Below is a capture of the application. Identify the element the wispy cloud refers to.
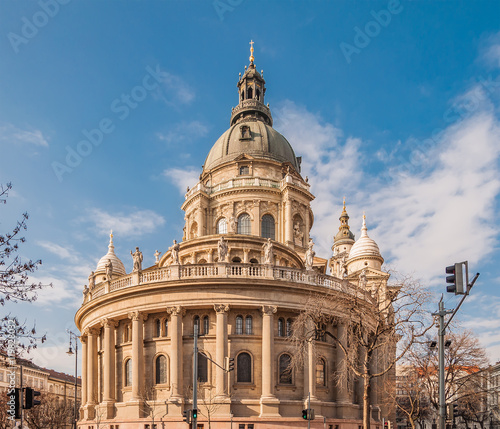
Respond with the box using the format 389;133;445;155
157;120;209;145
162;167;200;196
0;123;49;147
81;208;166;237
152;70;195;106
37;241;79;263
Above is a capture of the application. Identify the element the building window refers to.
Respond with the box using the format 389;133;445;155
124;359;132;387
239;165;250;175
237;213;251;235
286;318;293;337
155;319;161;337
217;218;227;234
235;316;243;335
155;355;167;384
279;354;293;384
261;214;275;240
237;352;252;383
316;358;326;386
203;316;209;335
123;324;131;343
164;319;168;337
278;318;284;337
198;352;208;383
194;316;200;334
245;316;253;335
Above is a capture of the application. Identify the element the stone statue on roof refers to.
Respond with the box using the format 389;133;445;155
130;247;143;271
263;238;274;265
218;236;228;262
305;239;315;270
170;240;180;265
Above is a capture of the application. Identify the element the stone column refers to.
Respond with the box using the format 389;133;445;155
337;322;349;403
101;318;117;403
128;311;146;401
305;206;310;245
87;328;98;405
260;305;280;417
80;334;88;408
251;200;260;236
168;306;184;400
308;339;317;400
214;304;230;397
285;198;293;244
197;206;204;237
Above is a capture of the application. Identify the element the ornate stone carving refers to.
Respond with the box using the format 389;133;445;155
261;305;277;315
218;236;228;262
262;238;274;265
359;268;367;288
167;306;185;316
101;318;118;328
128;311;147;322
293;222;304;246
214;304;230;313
305;239;315;270
88;271;95;290
154;250;161;265
130;247;143;271
229;215;237;233
105;259;113;281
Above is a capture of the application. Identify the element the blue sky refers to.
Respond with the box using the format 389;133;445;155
1;0;499;374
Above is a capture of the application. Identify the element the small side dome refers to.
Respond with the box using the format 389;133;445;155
348;216;382;260
95;231;126;276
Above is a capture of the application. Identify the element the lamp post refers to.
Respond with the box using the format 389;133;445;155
66;330;79;429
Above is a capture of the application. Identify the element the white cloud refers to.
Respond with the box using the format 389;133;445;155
0;123;49;147
162;167;200;196
152;71;195;106
37;241;79;263
157;120;209;145
83;208;166;237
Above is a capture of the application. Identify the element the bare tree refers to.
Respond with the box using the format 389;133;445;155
0;182;50;353
142;383;168;428
24;392;74;429
186;381;231;429
0;391;15;429
290;271;433;429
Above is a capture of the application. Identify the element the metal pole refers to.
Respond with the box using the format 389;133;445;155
74;337;78;429
20;365;23;429
308;391;311;429
438;300;446;429
193;324;198;429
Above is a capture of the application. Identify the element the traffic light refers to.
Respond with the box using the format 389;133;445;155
384;420;391;429
446;263;464;295
182;409;191;424
24;387;41;409
302;409;308;419
192;408;198;419
226;357;235;372
6;388;21;419
301;409;315;420
453;404;460;418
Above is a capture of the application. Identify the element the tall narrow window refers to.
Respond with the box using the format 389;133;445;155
247;87;253;99
217;218;227;234
155;319;161;337
286;318;293;337
279;354;292;384
237;213;251;235
261;214;275;240
155;355;167;384
164;319;168;337
245;316;253;335
203;316;209;335
198;352;208;383
194;316;200;334
278;318;284;337
235;316;243;335
237;352;252;383
124;359;132;386
316;358;326;386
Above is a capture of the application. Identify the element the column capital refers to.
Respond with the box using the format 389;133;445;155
214;304;230;314
80;334;88;344
87;327;100;336
261;305;277;316
100;318;118;328
128;311;147;322
167;305;185;316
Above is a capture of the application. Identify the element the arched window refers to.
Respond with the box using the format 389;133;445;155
247;87;253;99
316;358;326;386
232;257;242;263
235;316;243;335
155;319;161;337
217;218;227;234
256;88;260;100
250;258;258;264
286;318;293;337
198;352;208;383
261;214;275;240
203;316;209;335
155;355;167;384
237;213;251;235
124;359;132;386
194;316;200;334
245;316;253;335
164;319;168;337
237;352;252;383
278;318;284;337
279;354;292;384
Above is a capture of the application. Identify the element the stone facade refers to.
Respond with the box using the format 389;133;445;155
75;50;392;429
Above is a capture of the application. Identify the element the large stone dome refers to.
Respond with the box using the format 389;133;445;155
203;119;299;172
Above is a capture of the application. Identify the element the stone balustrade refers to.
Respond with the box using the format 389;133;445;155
85;263;366;302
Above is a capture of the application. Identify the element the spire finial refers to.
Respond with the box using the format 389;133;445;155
109;230;115;251
249;40;255;64
343;196;346;209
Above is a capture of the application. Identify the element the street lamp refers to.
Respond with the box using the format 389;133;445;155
67;330;79;429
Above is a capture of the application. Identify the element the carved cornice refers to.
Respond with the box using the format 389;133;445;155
167;306;186;317
214;304;230;314
261;305;277;315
